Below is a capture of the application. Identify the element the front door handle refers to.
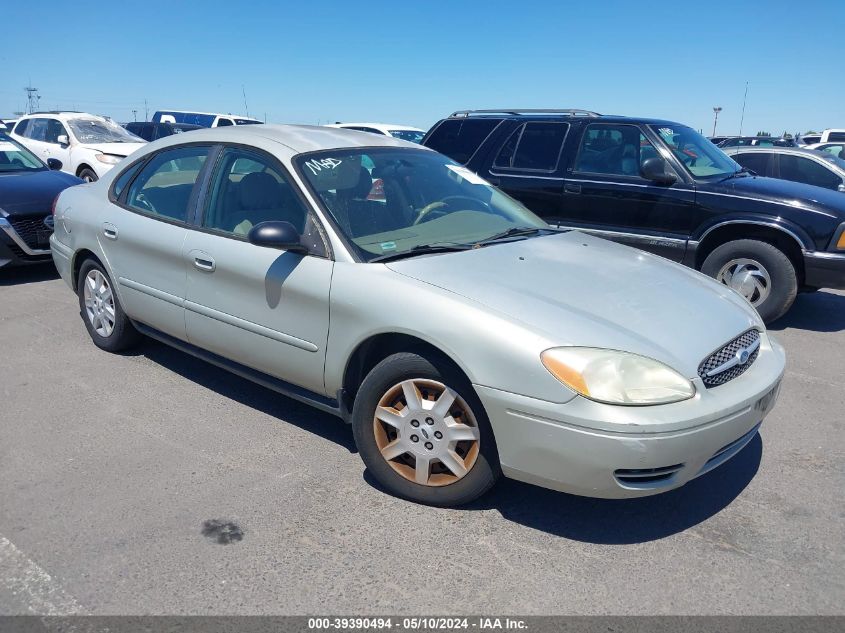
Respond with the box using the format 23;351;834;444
564;183;582;194
102;223;118;239
193;256;215;272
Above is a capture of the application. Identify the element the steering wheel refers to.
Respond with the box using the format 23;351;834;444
134;193;158;214
413;195;490;225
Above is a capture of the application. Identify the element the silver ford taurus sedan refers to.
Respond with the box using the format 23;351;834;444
50;125;785;506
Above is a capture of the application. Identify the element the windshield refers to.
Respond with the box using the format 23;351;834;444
296;148;548;262
389;130;425;144
0;136;45;172
650;124;739;178
68;118;144;144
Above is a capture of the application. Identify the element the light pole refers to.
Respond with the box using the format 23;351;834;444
712;107;722;137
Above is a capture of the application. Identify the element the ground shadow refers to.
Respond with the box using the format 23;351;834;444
0;262;58;286
139;338;357;453
769;290;845;333
365;433;762;544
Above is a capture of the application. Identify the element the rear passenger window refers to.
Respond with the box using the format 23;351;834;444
424;118;501;165
204;148;308;236
779;155;841;190
493;122;568;171
125;146;210;221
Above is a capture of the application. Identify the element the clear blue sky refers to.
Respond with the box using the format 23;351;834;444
2;0;842;135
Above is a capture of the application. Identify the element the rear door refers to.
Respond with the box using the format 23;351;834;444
182;145;333;393
482;120;568;218
729;151;776;177
556;122;696;261
100;144;214;340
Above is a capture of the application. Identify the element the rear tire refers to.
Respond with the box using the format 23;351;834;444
701;239;797;323
77;259;140;352
352;352;500;507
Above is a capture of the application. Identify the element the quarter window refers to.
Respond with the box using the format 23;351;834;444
778;155;841;190
13;119;30;137
125;146;210;221
204;148;309;236
494;122;568;171
574;124;656;177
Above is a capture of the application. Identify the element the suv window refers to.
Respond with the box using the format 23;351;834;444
779;155;842;190
204;148;308;236
216;118;234;127
574;124;655;178
125;146;210;221
731;152;774;176
424;118;501;165
27;118;49;142
827;132;845;142
45;119;67;144
13;119;30;137
493;122;568;172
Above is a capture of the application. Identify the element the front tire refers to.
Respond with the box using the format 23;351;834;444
701;239;797;323
77;259;140;352
78;167;98;182
352;352;500;506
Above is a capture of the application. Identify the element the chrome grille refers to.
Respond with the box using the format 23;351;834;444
698;329;760;388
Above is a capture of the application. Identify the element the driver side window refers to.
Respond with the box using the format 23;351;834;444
125;146;210;222
574;124;654;178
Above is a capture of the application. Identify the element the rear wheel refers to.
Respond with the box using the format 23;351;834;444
701;239;797;323
352;352;500;506
77;259;140;352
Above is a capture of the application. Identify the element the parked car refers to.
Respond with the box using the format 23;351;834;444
795;133;822;146
10;112;146;182
50;124;784;506
709;136;734;145
723;146;845;193
0;133;82;268
818;129;845;143
124;121;203;142
806;142;845;159
421;109;845;322
326;122;426;143
152;110;262;127
718;136;796;148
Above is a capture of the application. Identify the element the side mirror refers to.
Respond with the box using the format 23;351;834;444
641;157;677;185
247;221;308;253
56;134;69;146
47;158;63;171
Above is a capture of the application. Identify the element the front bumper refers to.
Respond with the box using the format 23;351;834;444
0;217;53;268
476;333;785;499
803;251;845;290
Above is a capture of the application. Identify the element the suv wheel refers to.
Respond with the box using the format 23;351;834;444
352;352;500;506
78;167;98;182
701;239;797;323
77;259;140;352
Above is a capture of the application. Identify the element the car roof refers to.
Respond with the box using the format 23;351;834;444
21;111;107;122
155;109;259;120
328;123;425;132
148;123;423;154
438;110;689;127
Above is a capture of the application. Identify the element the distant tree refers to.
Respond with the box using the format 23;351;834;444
756;131;771;137
783;132;793;139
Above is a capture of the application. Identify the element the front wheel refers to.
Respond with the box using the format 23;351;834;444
78;168;98;182
701;239;797;323
77;259;140;352
352;352;500;506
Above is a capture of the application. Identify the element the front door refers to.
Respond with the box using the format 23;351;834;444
99;144;214;340
183;146;333;394
558;122;696;262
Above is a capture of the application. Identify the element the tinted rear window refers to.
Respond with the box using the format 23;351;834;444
424;118;502;164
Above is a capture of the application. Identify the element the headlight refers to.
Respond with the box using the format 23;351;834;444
541;347;695;406
95;153;123;165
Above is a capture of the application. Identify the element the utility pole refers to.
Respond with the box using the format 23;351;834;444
242;85;249;117
712;106;722;137
739;81;749;136
144;99;148;121
132;109;138;122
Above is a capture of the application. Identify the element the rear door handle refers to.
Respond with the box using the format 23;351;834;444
102;222;118;239
564;183;582;194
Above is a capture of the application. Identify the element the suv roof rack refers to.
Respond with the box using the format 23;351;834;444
449;108;601;118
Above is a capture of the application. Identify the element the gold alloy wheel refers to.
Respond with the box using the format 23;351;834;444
373;378;481;486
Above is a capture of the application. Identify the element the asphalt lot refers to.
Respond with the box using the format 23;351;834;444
0;264;843;615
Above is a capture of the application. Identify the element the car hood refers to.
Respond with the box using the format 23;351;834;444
79;142;146;156
0;169;83;215
705;174;845;220
385;231;762;378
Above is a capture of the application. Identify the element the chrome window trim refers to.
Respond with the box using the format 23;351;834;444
696;219;809;251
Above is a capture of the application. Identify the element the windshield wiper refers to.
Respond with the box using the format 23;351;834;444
474;226;548;245
720;166;754;181
369;243;473;263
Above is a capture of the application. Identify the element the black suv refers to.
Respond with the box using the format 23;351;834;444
422;109;845;322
